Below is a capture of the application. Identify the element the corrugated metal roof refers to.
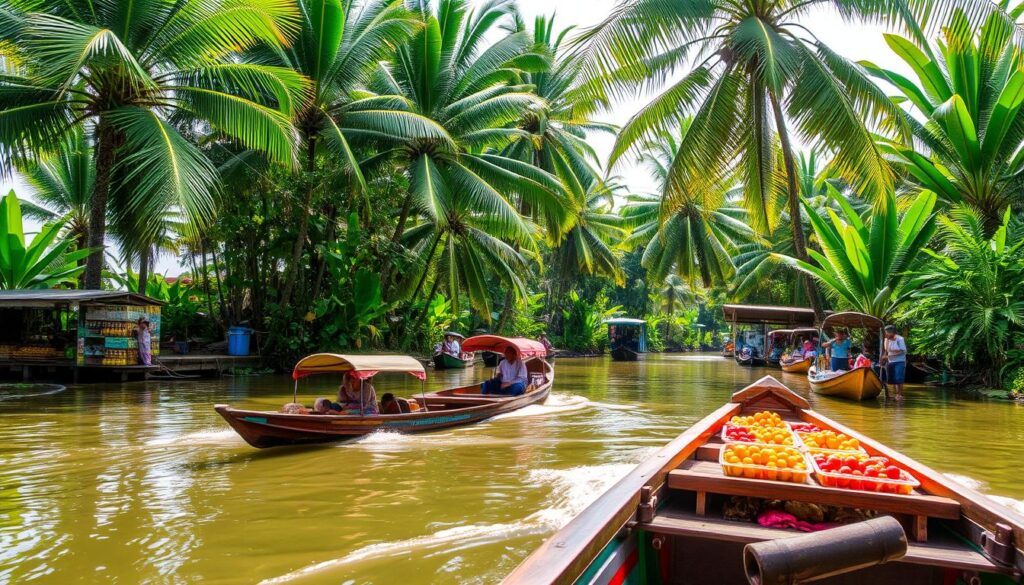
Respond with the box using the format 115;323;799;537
0;290;163;307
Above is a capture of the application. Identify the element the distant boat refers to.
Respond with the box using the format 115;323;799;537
605;318;647;361
216;342;553;448
432;352;473;369
780;356;813;374
481;351;499;367
734;346;765;367
809;312;886;401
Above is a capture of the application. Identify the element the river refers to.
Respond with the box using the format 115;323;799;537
1;355;1022;584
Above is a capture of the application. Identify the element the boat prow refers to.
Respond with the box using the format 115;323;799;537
780;357;813;374
809;366;883;401
504;376;1024;585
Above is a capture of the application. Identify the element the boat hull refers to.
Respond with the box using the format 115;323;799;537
503;376;1024;585
780;358;812;374
433;352;473;369
216;383;550;448
611;347;643;361
809;366;883;401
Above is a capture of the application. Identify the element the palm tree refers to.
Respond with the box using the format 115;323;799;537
621;131;754;288
549;178;628;295
774;189;938;320
864;10;1024;233
270;0;424;309
0;0;305;288
366;0;565;290
908;206;1024;386
16;126;92;254
571;0;927;317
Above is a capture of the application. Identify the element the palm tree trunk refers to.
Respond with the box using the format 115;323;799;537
769;92;824;320
381;189;415;294
137;245;150;295
279;135;317;311
198;240;216;327
310;202;339;303
406;271;444;349
84;122;117;289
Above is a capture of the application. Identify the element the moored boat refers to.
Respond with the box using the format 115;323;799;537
765;329;792;367
734;346;765;367
779;356;813;374
216;339;552;448
809;364;883;401
504;376;1024;584
433;351;474;369
605;318;647;362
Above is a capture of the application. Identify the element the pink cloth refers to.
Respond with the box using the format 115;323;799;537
757;510;836;533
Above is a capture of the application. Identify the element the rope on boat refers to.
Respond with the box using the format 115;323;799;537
147;356;201;380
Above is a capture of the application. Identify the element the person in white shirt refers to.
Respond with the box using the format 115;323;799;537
442;334;461;356
882;325;907;401
481;346;528;396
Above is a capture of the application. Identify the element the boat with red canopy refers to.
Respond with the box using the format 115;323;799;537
215;337;552;448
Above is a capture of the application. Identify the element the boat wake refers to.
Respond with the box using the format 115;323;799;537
943;473;1024;515
145;429;244;447
258;462;637;584
0;383;66;401
489;393;593;421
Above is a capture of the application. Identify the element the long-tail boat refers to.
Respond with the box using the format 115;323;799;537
809;312;886;401
504;376;1023;585
215;338;552;448
433;331;473;369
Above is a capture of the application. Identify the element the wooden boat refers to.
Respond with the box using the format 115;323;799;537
765;329;792;368
216;341;552;448
734;346;765;367
779;356;813;374
433;351;473;369
504;376;1024;585
722;342;734;358
809;365;883;401
606;318;647;361
611;346;643;362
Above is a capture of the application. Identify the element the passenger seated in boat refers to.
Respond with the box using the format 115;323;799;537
337;374;379;415
480;346;527;396
800;341;817;361
442;334;461;357
380;393;412;414
312;397;342;414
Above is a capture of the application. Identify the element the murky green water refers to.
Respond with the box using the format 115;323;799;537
1;355;1022;584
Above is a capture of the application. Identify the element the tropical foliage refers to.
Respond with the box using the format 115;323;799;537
0;0;1023;389
0;191;93;290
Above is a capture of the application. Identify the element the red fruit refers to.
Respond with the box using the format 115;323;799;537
885;466;901;480
843;455;860;469
825;456;841;471
849;470;864;490
864;467;879;478
863;480;877;491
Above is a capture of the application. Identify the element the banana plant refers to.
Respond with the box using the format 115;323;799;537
0;191;94;290
774;187;938;320
863;9;1024;232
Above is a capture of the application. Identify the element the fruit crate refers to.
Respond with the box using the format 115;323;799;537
793;428;868;455
719;444;811;484
808;450;919;495
720;423;796;447
785;422;822;434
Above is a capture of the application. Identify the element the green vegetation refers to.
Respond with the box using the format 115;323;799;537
1;0;1023;388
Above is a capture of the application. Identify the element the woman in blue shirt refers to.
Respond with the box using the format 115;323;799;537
822;329;852;372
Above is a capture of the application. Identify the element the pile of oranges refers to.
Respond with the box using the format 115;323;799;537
721;444;808;483
728;410;786;429
797;430;865;453
723;424;794;446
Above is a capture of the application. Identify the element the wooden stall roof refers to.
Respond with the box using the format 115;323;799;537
722;304;820;326
0;290;164;308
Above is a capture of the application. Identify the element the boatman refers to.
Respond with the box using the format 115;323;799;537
822;330;852;372
481;346;528;396
882;325;907;402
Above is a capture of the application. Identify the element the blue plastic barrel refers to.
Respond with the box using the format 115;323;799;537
227;327;253;356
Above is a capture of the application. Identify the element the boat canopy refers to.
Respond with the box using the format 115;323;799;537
767;329;793;338
462;335;547;359
723;304;819;326
603;318;646;326
292;354;427;381
822;312;884;330
443;331;465;339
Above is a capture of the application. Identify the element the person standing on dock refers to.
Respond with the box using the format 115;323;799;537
882;325;907;401
136;318;153;366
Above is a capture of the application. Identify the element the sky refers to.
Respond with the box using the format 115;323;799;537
0;1;911;275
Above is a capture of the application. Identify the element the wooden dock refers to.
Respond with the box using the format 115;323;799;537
0;354;265;383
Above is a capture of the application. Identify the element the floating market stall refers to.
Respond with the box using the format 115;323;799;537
0;290;162;381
